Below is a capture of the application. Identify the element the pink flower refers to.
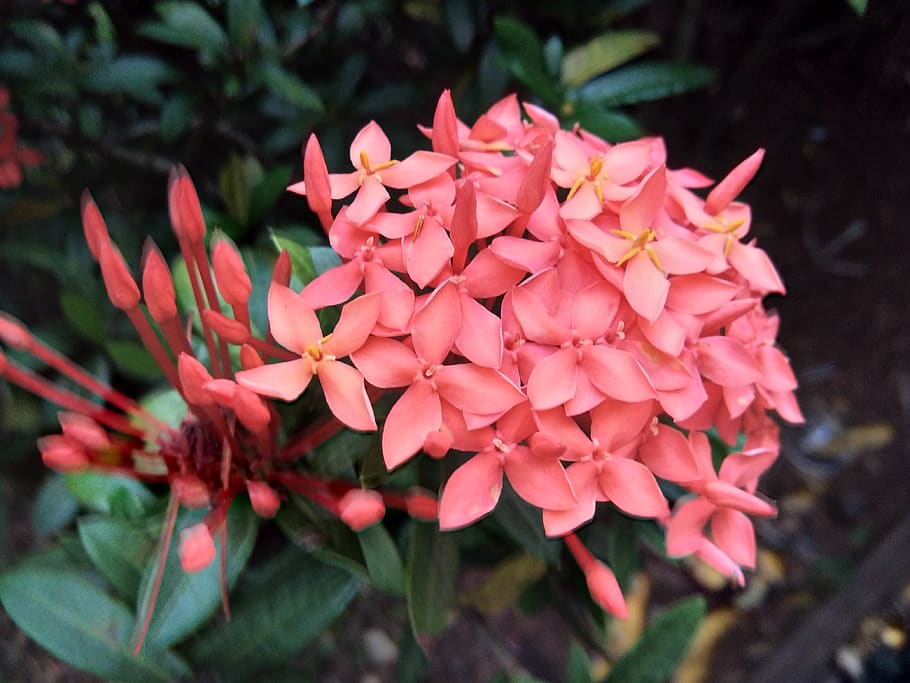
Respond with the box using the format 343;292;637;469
236;285;380;431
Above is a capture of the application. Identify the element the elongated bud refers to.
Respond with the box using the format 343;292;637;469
37;435;90;472
232;385;271;434
405;489;438;521
0;312;31;349
704;148;765;216
301;134;332;214
584;561;628;618
203;378;236;405
177;353;215;406
81;190;110;262
172;475;211;509
247;480;280;518
202;309;249;345
338;489;385;531
272;250;292;287
239;344;263;370
431;89;459;158
98;241;141;311
178;523;216;573
168;165;206;242
58;412;110;450
142;240;178;322
212;234;252;308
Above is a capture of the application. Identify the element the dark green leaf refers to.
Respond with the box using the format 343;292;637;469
604;596;706;683
482;482;561;564
59;291;106;343
190;547;361;677
407;522;458;642
219;155;263;227
65;472;155;517
227;0;262;51
160;94;195;142
566;640;594;683
560;31;660;88
138;2;228;55
358;524;406;594
33;474;79;538
269;230;317;284
847;0;868;15
137;500;258;650
105;339;161;380
140;388;188;429
249;164;292;224
0;569;188;682
575;62;715;107
444;0;475;52
77;103;104;141
255;62;324;112
78;516;157;598
82;55;176;104
568;101;645;142
494;17;546;73
9;20;66;56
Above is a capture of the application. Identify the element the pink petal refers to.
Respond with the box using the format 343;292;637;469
438;450;504;529
651;237;714;275
382;380;441;470
326;171;361;200
638;310;687;357
461;247;524;297
382;151;457;188
581;346;655;403
455;295;503;368
350;121;391;168
710;508;756;568
563;370;607;417
623;252;669;322
533;408;595;461
665;498;715;556
704;480;776;517
619;165;666;235
510;282;567;346
268;284;322;353
236;359;313;402
588;398;655;451
474;192;520;239
406;221;454;288
412;281;461;365
638;424;701;483
515;138;553;214
599;458;669;518
719;449;778;490
542;462;599;537
363;262;415;333
350;337;420;388
317;361;376;431
300;260;363;309
756;345;798;392
324;293;381;358
346;177;390;225
504;446;577;510
435;364;525;415
571;281;620;340
526;348;579;410
728;242;786;294
697;336;762;387
489;236;561;274
666;274;738;315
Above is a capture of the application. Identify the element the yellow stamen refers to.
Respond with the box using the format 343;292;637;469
359;150;371;172
645;246;665;274
614;230;657;268
589;156;604;178
567;176;584;201
594;180;604;205
414;214;425;238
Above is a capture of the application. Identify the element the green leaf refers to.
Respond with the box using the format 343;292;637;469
444;0;475;52
494;17;563;107
270;230;317;284
219;154;264;227
0;569;188;682
32;474;79;538
82;55;176;104
604;596;707;683
561;31;660;88
190;547;361;677
846;0;868;15
358;524;406;594
406;522;458;643
460;553;546;614
227;0;262;51
255;62;324;112
137;500;259;650
139;2;228;55
249;164;293;225
566;640;594;683
567;101;645;142
140;388;188;429
9;20;66;57
78;515;157;598
482;482;561;564
65;472;155;518
160;94;195;142
575;61;715;107
59;291;106;343
105;339;161;380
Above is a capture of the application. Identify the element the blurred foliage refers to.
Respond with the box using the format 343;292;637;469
0;0;719;680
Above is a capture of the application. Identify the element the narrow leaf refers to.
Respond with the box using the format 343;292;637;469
78;515;157;598
65;471;155;518
358;524;406;594
575;61;715;107
561;31;660;88
33;474;79;537
407;522;458;643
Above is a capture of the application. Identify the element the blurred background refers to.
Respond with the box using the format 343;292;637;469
0;1;907;681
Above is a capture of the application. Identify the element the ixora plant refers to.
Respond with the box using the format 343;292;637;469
0;91;801;681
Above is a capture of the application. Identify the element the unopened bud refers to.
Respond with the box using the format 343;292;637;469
0;312;31;349
704;148;765;216
271;250;292;287
202;309;249;345
405;489;438;521
58;412;110;450
141;241;178;322
338;489;385;531
98;242;140;311
177;353;215;406
178;523;216;573
584;561;628;618
212;236;252;308
247;480;280;518
168;166;206;242
232;385;271;434
172;475;211;508
37;435;90;472
422;429;452;459
239;344;263;370
80;190;110;262
301;134;332;214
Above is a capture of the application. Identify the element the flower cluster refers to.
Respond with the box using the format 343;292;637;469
0;87;42;189
266;91;803;614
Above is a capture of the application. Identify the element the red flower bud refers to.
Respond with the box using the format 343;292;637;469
338;489;385;531
584;560;628;618
202;309;249;345
141;240;178;322
177;353;215;406
172;475;211;509
271;249;292;287
212;236;252;308
178;523;216;573
247;480;280;518
98;242;140;311
239;344;263;370
168;166;206;243
80;190;110;262
302;134;332;215
0;312;31;350
37;435;90;472
405;489;438;521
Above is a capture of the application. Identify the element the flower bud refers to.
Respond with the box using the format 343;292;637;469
172;475;211;509
141;241;178;322
584;560;628;618
80;190;110;262
247;480;281;518
0;312;31;350
232;385;271;434
98;241;141;311
178;523;216;573
422;429;452;459
168;166;206;243
301;134;332;215
239;344;264;370
405;489;438;521
212;236;252;308
177;353;216;407
58;412;110;451
338;489;385;531
37;435;90;472
271;250;292;287
202;309;249;345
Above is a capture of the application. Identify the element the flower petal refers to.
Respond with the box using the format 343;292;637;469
581;346;655;403
236;359;313;402
269;283;321;353
382;380;441;470
350;337;419;388
324;293;381;358
317;360;376;431
435;364;525;415
503;445;577;510
598;458;669;518
526;347;578;410
711;508;756;568
438;450;503;529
